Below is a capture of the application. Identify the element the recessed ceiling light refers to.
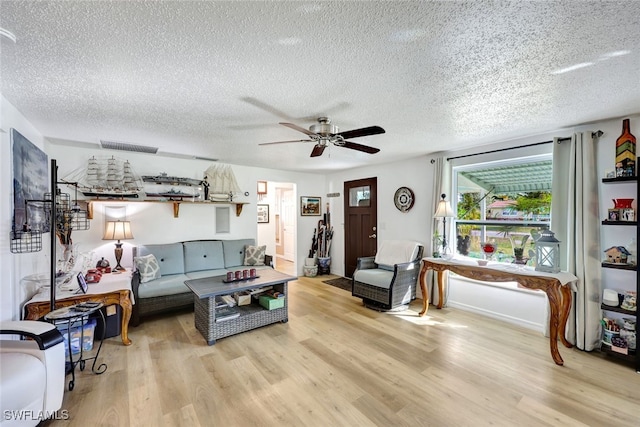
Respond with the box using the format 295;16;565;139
0;28;16;43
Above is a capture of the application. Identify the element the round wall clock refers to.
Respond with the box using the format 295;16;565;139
394;187;415;212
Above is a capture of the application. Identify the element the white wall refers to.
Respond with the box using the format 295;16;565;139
326;155;433;277
1;96;51;321
47;144;325;277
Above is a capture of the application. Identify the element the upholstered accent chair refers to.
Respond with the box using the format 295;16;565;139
1;321;65;426
352;240;424;311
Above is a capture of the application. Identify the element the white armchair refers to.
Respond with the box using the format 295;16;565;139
352;240;423;311
1;320;65;426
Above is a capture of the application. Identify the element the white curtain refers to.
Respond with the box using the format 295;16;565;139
551;132;601;350
426;157;451;307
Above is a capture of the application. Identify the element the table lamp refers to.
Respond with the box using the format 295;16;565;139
433;193;456;256
102;220;134;271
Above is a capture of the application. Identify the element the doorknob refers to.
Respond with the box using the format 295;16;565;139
369;234;377;238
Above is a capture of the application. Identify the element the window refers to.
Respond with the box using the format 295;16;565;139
452;155;552;264
349;186;370;207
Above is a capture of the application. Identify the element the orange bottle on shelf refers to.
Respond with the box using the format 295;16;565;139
615;118;636;177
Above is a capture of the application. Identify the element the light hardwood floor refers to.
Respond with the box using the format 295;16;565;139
45;275;640;427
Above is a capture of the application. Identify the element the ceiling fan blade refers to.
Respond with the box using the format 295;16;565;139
336;126;385;140
259;139;310;146
310;145;326;157
280;122;317;137
342;140;380;154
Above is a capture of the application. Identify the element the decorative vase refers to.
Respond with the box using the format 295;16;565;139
317;257;331;275
628;237;637;265
456;235;470;255
481;242;497;260
57;244;75;275
615;118;636;177
303;265;318;277
612;198;634;209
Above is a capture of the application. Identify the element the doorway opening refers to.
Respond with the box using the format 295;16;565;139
257;181;296;276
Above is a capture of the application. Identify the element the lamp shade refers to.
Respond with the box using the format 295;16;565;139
433;194;455;218
103;220;134;241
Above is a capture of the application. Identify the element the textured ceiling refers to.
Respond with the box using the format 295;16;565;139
1;1;639;173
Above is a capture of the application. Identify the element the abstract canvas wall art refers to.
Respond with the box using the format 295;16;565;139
12;129;49;232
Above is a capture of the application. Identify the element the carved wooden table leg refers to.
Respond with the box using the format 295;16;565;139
419;261;430;316
558;284;573;349
119;292;133;346
545;284;564;366
436;271;444;309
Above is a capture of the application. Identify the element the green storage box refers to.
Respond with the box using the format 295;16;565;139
259;295;285;310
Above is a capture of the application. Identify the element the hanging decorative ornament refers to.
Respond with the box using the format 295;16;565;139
394;187;415;212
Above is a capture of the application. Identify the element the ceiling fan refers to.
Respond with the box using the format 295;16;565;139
259;117;385;157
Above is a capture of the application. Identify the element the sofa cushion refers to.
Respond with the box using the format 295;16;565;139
0;352;45;414
134;254;162;283
243;245;266;266
223;239;255;268
374;240;420;270
136;243;185;276
185;269;229;280
353;269;395;289
183;241;225;272
137;274;191;298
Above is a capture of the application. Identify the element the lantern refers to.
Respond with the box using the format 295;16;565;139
535;229;561;273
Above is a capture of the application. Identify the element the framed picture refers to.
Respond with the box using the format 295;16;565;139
12;129;50;233
608;208;620;221
621;208;635;222
301;196;321;216
257;204;269;223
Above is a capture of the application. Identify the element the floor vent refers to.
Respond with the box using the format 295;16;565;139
100;140;158;154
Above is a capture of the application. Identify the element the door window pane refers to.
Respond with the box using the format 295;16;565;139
349;186;370;207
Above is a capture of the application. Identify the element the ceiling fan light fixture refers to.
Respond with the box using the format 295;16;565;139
309;117;338;135
260;117;384;157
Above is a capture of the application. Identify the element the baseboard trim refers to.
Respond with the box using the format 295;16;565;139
446;300;545;333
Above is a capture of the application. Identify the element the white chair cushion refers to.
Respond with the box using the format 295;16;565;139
0;353;45;417
374;240;420;268
353;269;395;289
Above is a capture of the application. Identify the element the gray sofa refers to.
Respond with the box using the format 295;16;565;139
130;239;272;326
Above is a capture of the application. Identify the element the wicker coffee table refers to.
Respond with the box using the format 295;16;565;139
184;269;296;345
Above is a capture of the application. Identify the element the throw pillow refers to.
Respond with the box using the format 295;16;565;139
134;254;162;283
243;245;266;266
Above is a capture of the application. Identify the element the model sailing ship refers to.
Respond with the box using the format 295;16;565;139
145;188;197;201
204;164;242;202
142;172;202;200
62;156;143;198
141;172;203;187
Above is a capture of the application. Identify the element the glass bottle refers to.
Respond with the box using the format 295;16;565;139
628;237;637;265
615;118;636;177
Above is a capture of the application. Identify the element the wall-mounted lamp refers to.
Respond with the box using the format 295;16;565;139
103;220;134;271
